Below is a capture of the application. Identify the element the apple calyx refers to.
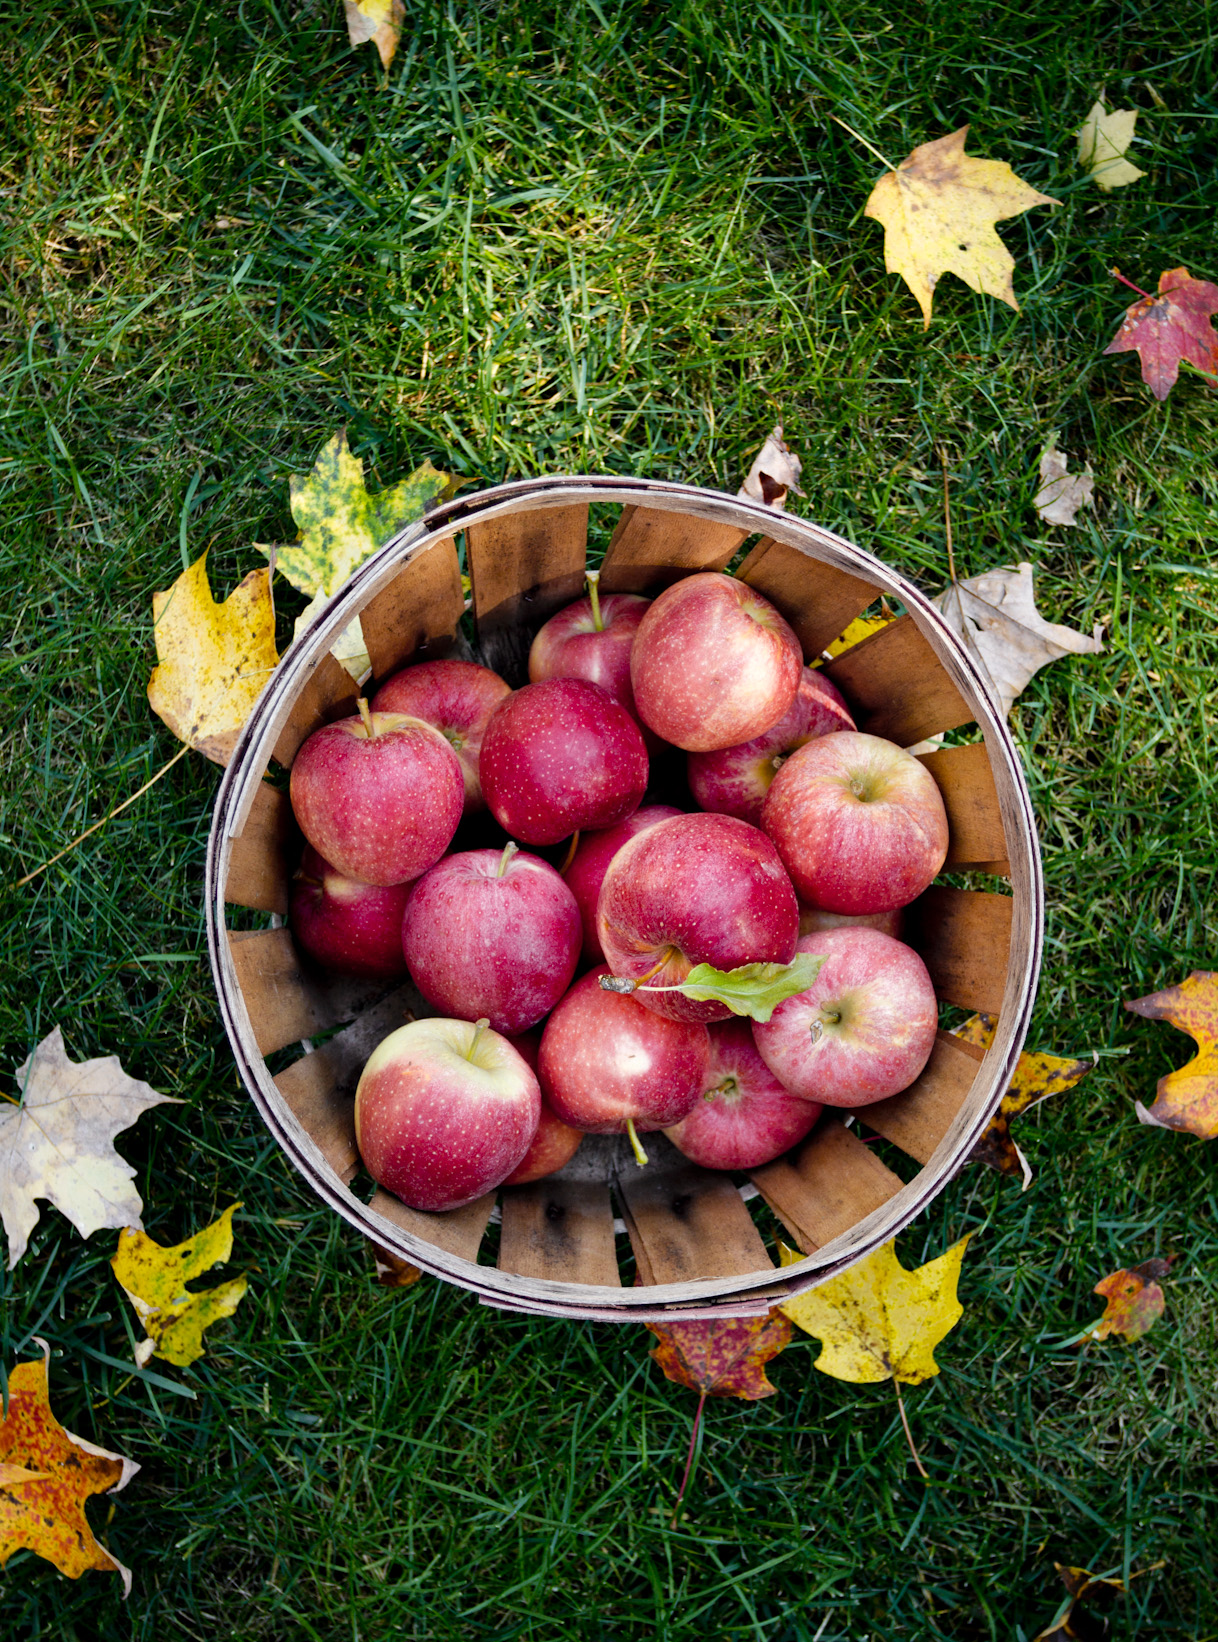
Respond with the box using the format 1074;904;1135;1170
586;568;605;633
598;952;823;1023
357;697;377;739
497;840;519;878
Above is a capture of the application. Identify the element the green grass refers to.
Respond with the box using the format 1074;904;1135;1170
2;0;1217;1636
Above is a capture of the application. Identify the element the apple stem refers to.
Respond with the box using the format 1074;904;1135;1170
625;1116;649;1167
586;568;604;632
557;831;580;875
497;840;518;878
357;697;376;738
465;1017;491;1061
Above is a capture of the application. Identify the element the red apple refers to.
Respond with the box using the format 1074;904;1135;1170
354;1017;540;1211
402;842;581;1034
289;845;413;979
762;731;949;914
538;967;709;1161
528;576;650;720
564;805;683;965
663;1018;823;1170
752;928;938;1106
480;677;648;846
370;658;510;812
799;905;905;939
687;666;855;825
629;572;803;751
502;1099;584;1185
290;702;464;886
597;812;799;1023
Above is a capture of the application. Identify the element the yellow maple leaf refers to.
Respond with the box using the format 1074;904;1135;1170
259;429;451;681
0;1340;138;1595
819;613;892;661
863;127;1060;328
1125;971;1218;1138
1077;100;1145;192
955;1013;1096;1188
778;1235;970;1384
344;0;404;71
147;551;278;765
111;1203;248;1368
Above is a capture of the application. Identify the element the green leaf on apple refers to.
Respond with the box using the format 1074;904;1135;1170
601;953;822;1022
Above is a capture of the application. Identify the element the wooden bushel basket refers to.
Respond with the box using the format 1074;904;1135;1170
205;477;1043;1322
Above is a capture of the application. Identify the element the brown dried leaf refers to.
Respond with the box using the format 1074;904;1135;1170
1125;970;1218;1137
1033;1564;1127;1641
0;1028;179;1269
738;424;805;510
0;1341;138;1596
957;1014;1096;1188
369;1240;423;1288
1034;435;1095;528
343;0;404;70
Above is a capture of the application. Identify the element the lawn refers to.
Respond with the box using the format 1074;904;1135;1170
1;2;1217;1637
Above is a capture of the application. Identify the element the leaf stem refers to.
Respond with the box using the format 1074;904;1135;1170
625;1116;649;1167
893;1378;928;1481
1111;266;1153;302
586;569;604;633
671;1389;707;1526
14;742;192;888
939;445;956;586
830;115;897;173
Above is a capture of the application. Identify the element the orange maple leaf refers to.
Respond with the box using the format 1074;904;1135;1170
1082;1258;1172;1344
0;1341;139;1594
1104;267;1218;401
1124;971;1218;1137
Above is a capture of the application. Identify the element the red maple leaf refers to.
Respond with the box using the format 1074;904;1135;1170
1104;267;1218;400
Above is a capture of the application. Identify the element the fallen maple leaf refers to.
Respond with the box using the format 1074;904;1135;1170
648;1311;792;1514
344;0;404;70
0;1340;138;1595
1104;267;1218;401
259;430;451;679
934;561;1104;719
778;1236;970;1385
1125;971;1218;1137
147;550;279;765
1033;1560;1164;1641
111;1203;248;1367
737;424;805;510
369;1240;423;1288
863;126;1059;328
1081;1258;1172;1345
0;1028;178;1270
818;612;894;662
1034;435;1095;528
955;1013;1096;1189
1077;100;1146;192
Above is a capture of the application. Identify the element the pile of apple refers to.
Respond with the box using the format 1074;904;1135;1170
287;570;949;1214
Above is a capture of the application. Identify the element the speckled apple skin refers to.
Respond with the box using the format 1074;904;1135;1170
752;928;938;1107
629;573;803;752
289;845;413;979
538;967;710;1133
597;813;799;1023
402;848;581;1034
664;1018;823;1170
799;904;904;939
289;710;464;886
762;731;949;914
370;657;509;812
480;677;649;846
529;593;649;710
688;666;856;825
565;804;683;965
355;1019;541;1211
502;1097;584;1184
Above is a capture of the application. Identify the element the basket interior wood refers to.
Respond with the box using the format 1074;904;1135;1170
212;487;1038;1320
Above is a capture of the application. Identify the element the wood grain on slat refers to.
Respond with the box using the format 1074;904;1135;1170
499;1179;620;1287
228;928;330;1055
598;505;748;593
466;504;589;634
367;1187;496;1263
823;615;973;746
271;651;360;768
861;1029;986;1166
906;886;1013;1014
749;1118;904;1253
361;538;465;683
225;781;293;913
917;742;1009;873
736;536;880;659
271;985;419;1181
617;1164;771;1284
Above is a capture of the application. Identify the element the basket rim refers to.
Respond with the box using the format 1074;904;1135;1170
205;475;1044;1321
